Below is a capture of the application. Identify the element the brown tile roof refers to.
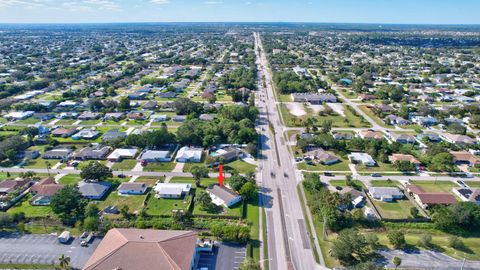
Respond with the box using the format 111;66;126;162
30;177;56;193
389;154;421;164
406;184;425;195
417;193;457;205
83;228;197;270
450;151;480;165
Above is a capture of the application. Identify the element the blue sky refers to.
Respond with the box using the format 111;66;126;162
0;0;479;24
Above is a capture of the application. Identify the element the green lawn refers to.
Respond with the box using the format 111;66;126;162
56;119;77;125
94;190;146;216
358;105;389;128
144;162;176;172
7;194;55;218
226;160;257;174
370;180;401;188
111;159;138;171
246;194;260;260
410;181;457;193
372;199;414;219
79;119;101;125
297;160;350;172
58;174;82;185
465;181;480;188
23;158;56;169
15;117;41;125
357;162;397;172
279;103;369;128
145;192;191;216
375;230;480;261
329;180;365;190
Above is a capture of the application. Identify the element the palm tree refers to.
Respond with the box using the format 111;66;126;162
46;161;51;177
57;254;71;270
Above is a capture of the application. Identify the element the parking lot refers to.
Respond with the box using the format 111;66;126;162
197;242;246;270
0;232;100;268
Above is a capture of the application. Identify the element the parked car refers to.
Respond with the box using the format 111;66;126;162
371;173;381;177
324;172;334;177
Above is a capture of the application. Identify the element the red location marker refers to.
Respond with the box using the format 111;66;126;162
218;164;224;186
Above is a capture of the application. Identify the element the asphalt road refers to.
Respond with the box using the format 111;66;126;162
254;32;325;270
0;232;100;269
0;167;228;179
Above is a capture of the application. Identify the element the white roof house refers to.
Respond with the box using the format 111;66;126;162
107;148;138;162
139;150;174;162
176;146;203;163
154;183;191;198
348;152;376;166
369;187;404;202
4;111;34;120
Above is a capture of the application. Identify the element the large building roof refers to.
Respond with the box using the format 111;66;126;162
83;228;197;270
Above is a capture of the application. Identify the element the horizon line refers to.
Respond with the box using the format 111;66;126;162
0;21;479;26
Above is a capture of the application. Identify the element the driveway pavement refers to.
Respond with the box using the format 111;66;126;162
0;232;100;269
197;242;246;270
379;249;480;270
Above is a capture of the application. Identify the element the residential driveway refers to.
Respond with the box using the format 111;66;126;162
378;249;480;270
0;232;100;269
197;242;246;270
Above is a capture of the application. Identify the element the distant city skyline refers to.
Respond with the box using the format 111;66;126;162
0;0;479;24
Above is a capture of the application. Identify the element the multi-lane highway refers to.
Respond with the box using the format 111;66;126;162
254;32;325;270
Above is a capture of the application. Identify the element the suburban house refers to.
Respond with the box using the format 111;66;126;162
406;184;457;209
29;177;64;206
102;129;127;142
176;147;203;163
0;179;30;196
206;184;242;208
73;145;111;160
450;151;480;167
368;187;404;202
388;154;421;167
139;147;178;163
118;182;148;195
78;181;112;200
331;132;353;140
154;183;192;198
82;228;199;270
452;188;480;205
358;130;384;140
385;115;410;126
411;116;438;126
199;114;214;121
107;148;138;162
291;93;337;104
72;129;100;140
417;133;442;142
172;115;187;122
348;152;376;167
78;112;101;120
304;149;339;165
142;101;158;110
4;111;34;121
332;186;365;209
209;147;242;164
441;133;476;146
51;127;77;138
150;114;168;122
388;132;416;144
43;148;73;160
103;112;125;121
